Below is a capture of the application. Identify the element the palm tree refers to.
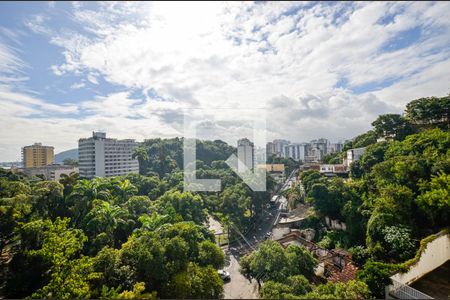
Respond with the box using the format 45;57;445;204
83;200;128;246
138;212;171;232
68;179;112;226
112;179;138;204
59;172;79;197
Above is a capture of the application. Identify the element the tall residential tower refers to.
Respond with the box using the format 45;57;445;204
237;138;255;172
22;143;54;168
78;132;139;179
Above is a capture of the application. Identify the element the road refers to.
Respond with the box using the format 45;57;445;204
223;253;259;299
222;169;298;299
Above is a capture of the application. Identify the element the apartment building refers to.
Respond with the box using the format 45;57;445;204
266;142;275;157
344;147;366;166
78;132;139;179
273;139;290;157
283;143;307;161
22;143;54;167
237;138;255;172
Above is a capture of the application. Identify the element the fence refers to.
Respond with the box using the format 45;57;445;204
387;279;433;299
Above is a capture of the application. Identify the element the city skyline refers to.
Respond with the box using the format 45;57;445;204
1;2;450;161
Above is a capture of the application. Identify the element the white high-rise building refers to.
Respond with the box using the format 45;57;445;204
283;143;307;161
237;138;254;172
78;132;139;179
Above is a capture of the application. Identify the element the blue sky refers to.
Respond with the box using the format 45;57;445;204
0;1;449;161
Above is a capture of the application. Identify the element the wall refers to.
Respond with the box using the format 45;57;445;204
391;232;450;285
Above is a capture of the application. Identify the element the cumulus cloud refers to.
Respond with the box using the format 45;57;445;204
0;1;450;161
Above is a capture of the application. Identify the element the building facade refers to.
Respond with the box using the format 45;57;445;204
22;143;54;168
266;142;275;157
327;142;344;154
237;138;254;172
18;165;78;181
283;143;307;161
345;147;366;166
78;132;139;179
256;163;285;182
267;138;343;163
273;139;290;157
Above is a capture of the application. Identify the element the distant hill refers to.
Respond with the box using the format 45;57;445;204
55;148;78;163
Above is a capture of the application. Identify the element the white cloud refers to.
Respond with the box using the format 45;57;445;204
70;82;85;89
1;1;450;161
86;73;98;85
0;42;28;82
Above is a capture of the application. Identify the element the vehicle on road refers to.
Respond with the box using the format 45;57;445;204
265;232;272;240
218;269;231;281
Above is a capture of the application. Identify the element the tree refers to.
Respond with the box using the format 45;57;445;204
68;179;112;226
308;178;349;220
344;130;377;150
93;246;133;291
220;183;252;229
165;263;223;299
124;195;153;220
239;241;314;286
156;190;206;224
138;212;171;232
288;275;313;296
28;218;100;299
371;114;414;141
300;170;322;195
31;181;66;220
302;280;370;299
321;151;343;164
417;172;450;227
358;261;400;298
358;142;389;174
59;172;79;197
382;226;415;261
198;240;225;269
117;282;157;299
240;241;290;285
0;194;31;254
82;200;130;250
120;232;167;292
261;281;294;299
110;179;138;204
62;158;78;166
126;174;166;199
285;245;317;279
405;96;450;130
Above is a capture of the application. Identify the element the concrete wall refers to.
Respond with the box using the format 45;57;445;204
52;167;78;181
391;232;450;285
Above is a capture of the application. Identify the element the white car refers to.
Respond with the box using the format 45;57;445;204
218;269;231;281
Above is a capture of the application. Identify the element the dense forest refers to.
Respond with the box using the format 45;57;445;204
0;138;274;298
259;95;449;298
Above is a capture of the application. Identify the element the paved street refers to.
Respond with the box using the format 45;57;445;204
223;254;259;299
214;170;298;299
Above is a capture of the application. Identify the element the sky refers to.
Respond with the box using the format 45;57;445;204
0;1;449;161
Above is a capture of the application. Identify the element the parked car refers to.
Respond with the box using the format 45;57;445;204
218;269;231;281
